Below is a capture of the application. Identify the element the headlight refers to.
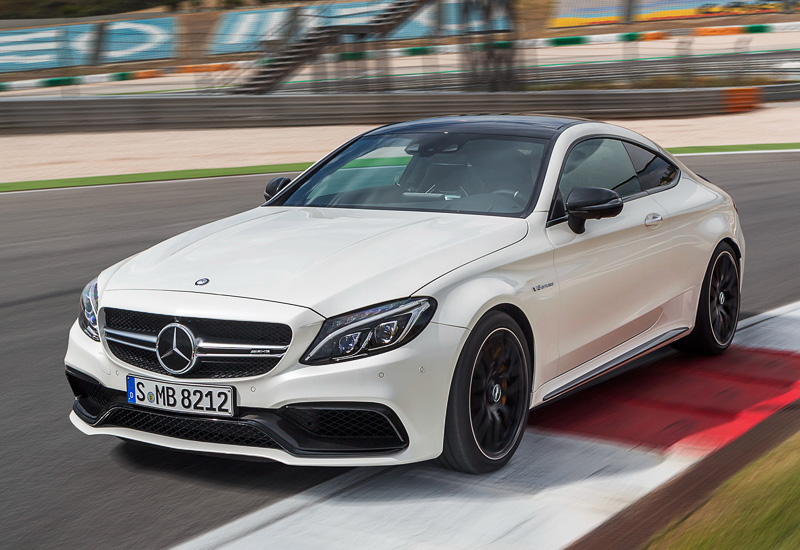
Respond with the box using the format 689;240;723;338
78;278;100;341
302;298;436;365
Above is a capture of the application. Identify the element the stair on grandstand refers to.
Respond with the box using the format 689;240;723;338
241;0;431;94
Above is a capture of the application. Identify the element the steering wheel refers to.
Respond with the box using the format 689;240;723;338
491;189;528;207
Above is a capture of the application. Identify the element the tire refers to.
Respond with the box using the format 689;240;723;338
440;311;532;474
674;242;741;355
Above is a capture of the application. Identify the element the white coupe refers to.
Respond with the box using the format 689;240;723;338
66;116;744;473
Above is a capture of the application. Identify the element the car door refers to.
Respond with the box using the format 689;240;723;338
546;137;672;374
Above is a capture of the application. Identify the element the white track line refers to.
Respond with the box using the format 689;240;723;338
171;433;695;550
737;299;800;330
675;149;800;157
3;148;800;195
734;299;800;353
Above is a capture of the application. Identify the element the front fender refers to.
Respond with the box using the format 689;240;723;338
418;218;560;391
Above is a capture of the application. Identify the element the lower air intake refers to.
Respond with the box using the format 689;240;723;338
100;408;281;449
281;406;403;440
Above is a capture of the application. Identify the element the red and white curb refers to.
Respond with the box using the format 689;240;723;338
172;300;800;550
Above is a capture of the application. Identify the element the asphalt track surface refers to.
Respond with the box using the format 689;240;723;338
0;151;798;550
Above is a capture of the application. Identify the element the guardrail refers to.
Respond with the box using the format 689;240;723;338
763;82;800;101
0;87;762;134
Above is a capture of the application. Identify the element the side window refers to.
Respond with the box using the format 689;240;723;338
558;138;641;202
622;142;678;192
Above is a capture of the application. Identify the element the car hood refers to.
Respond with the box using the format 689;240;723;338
104;207;528;317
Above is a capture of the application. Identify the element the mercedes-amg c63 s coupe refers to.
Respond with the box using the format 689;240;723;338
66;116;744;473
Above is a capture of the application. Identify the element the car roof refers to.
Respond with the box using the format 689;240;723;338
366;115;588;139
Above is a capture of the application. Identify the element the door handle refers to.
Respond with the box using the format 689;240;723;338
644;213;663;227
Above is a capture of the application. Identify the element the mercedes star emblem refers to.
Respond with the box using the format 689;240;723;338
156;323;197;374
490;383;502;403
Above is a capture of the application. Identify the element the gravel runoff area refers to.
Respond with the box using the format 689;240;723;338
4;100;800;184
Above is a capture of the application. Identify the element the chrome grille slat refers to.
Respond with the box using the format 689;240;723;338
195;352;286;359
196;342;289;351
104;328;157;343
104;335;157;353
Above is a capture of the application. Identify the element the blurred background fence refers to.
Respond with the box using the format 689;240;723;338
2;0;800;96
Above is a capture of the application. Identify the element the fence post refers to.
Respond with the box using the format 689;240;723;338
90;22;108;66
624;0;636;24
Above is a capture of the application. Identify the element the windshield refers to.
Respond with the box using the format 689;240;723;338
277;132;549;216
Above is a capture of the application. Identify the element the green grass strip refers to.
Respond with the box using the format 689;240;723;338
646;429;800;550
0;163;314;193
668;143;800;154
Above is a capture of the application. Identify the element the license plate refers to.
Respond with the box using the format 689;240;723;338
126;375;234;417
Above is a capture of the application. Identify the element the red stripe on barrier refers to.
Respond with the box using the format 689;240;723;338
529;347;800;457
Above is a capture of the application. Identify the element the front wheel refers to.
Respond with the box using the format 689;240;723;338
675;242;741;355
440;311;531;474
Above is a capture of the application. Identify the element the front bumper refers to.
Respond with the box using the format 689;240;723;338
68;367;410;455
65;297;468;466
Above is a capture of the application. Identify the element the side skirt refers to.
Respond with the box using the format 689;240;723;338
542;327;689;402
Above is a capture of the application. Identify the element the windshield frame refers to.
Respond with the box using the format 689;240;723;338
265;131;556;219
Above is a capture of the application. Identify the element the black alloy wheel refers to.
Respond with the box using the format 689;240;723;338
674;242;741;355
469;328;528;459
709;250;740;346
440;311;531;473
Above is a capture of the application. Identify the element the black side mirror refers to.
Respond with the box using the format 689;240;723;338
565;187;623;234
264;177;292;201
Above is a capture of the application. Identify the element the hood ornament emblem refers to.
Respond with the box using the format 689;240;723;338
195;278;210;286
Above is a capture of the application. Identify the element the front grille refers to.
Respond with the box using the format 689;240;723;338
104;309;292;344
106;341;160;371
281;407;401;439
100;407;281;449
104;308;173;336
102;308;291;378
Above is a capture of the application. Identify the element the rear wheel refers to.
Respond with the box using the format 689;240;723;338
440;311;531;474
675;242;740;355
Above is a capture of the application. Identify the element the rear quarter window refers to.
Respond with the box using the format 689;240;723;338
622;142;678;192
